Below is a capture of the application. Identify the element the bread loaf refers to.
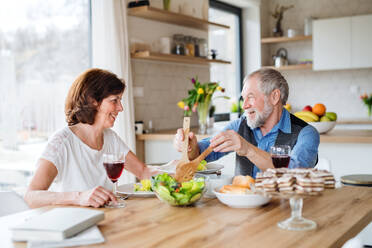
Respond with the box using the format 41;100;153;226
219;185;248;194
232;175;255;189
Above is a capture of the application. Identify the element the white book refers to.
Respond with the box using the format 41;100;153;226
10;208;104;242
27;225;105;248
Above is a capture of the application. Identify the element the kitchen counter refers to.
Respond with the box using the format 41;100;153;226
2;186;372;248
137;128;372;143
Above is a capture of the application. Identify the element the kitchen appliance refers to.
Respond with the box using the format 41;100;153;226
273;48;288;67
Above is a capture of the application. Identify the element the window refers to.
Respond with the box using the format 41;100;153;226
209;0;243;120
0;0;91;190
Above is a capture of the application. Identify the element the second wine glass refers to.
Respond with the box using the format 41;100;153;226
270;145;291;168
103;153;126;208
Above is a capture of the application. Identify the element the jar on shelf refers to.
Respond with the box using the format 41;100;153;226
198;38;208;58
172;34;185;55
193;37;200;57
184;36;195;56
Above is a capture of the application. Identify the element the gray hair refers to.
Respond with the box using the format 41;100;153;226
244;68;289;105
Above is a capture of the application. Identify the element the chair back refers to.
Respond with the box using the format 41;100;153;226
0;191;30;217
315;157;332;172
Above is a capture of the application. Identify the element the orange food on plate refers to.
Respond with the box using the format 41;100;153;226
312;103;326;116
232;175;255;189
219;185;248;194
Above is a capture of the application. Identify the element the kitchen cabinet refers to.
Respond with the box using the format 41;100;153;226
313;17;351;70
351;15;372;68
261;35;313;71
313;14;372;70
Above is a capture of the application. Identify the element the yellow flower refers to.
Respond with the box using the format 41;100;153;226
177;101;185;109
217;86;222;91
197;88;204;94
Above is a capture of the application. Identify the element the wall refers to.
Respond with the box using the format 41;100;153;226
260;0;372;119
128;1;210;131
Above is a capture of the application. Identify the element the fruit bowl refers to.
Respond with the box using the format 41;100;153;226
308;121;336;134
151;173;206;207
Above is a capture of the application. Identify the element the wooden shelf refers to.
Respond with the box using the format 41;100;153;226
131;51;231;65
263;64;312;71
127;6;229;31
261;35;312;44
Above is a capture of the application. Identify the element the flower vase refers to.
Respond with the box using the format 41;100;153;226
197;102;210;134
368;105;372;119
163;0;171;11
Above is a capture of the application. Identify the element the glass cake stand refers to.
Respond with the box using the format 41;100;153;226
260;191;318;231
277;195;316;231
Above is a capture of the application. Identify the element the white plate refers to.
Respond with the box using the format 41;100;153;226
213;187;270;208
152;160;224;174
197;163;224;174
116;183;155;197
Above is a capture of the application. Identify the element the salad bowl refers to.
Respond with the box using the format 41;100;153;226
151;173;207;206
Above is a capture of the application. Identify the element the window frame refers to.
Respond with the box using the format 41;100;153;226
209;0;243;121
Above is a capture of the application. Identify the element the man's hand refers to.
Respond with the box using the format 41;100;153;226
210;130;251;157
173;128;199;160
78;186;117;208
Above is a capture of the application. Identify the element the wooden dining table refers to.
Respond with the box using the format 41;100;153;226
2;185;372;248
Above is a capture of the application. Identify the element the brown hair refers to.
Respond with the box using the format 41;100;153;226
65;68;126;126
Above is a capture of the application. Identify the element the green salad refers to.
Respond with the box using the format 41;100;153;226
151;173;205;206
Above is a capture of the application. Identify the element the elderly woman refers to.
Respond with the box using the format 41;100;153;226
25;68;156;208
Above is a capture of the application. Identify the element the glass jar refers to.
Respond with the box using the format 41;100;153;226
184;36;194;56
193;37;200;57
198;38;208;58
172;34;185;55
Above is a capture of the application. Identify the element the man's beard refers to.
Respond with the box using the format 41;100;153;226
244;99;273;129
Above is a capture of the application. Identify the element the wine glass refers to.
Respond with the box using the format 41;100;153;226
103;153;126;208
270;145;291;168
277;196;317;231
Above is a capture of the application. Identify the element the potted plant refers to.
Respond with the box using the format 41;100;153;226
177;77;229;134
360;93;372;118
230;99;243;121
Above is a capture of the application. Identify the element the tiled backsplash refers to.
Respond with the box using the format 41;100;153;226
261;0;372;119
132;60;210;130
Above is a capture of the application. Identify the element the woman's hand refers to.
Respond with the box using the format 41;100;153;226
78;186;117;208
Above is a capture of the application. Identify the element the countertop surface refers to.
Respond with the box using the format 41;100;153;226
137;122;372;143
2;186;372;248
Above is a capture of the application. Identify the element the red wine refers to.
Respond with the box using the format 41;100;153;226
271;155;290;168
103;162;124;183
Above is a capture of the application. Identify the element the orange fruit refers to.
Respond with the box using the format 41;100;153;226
312;103;326;116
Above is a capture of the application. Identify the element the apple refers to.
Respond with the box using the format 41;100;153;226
325;112;337;121
303;105;312;112
320;116;331;122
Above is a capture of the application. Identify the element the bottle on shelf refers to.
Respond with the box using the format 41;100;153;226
184;36;195;56
198;38;208;58
172;34;185;55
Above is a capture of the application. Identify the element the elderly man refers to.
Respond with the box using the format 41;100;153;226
173;68;319;178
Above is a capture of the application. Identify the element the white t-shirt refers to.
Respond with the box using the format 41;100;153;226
41;127;130;192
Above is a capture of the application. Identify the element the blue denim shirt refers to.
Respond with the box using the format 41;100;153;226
198;109;320;178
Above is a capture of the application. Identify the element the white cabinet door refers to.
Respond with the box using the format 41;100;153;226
313;17;351;70
351;14;372;69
